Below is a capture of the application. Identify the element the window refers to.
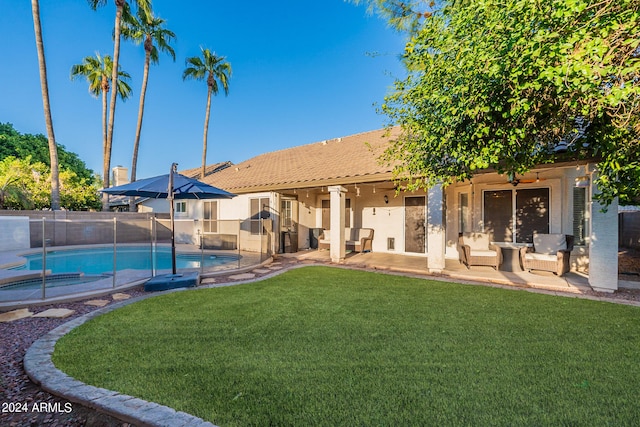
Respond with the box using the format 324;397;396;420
203;201;218;233
483;188;550;243
281;199;293;230
459;192;471;233
516;188;549;243
250;197;270;235
321;199;351;230
573;187;588;245
175;201;187;213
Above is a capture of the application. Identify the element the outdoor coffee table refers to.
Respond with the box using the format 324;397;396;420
493;242;531;272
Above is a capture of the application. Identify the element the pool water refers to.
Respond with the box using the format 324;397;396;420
14;246;237;275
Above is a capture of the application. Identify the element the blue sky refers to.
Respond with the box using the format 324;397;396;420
0;0;406;180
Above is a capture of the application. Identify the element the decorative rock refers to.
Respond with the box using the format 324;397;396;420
33;308;75;318
268;266;283;270
111;293;131;301
0;308;33;322
85;299;110;307
201;278;216;284
252;268;272;274
228;273;256;281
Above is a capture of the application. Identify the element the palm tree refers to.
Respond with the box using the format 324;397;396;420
87;0;150;209
121;6;175;211
31;0;60;210
71;53;132;209
183;48;232;179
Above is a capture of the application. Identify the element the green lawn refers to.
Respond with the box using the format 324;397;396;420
54;266;640;426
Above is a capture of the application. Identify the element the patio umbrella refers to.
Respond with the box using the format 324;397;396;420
102;163;235;274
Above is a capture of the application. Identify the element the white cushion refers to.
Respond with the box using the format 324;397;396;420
462;233;491;251
469;249;498;257
533;234;566;255
525;252;558;262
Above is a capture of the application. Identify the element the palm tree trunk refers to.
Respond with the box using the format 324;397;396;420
201;86;213;180
129;51;151;212
101;78;109;172
31;0;60;210
103;0;125;211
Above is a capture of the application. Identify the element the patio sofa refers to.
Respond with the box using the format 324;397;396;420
318;228;374;253
457;232;502;270
520;233;574;276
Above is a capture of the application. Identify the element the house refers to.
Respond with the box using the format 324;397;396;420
141;128;619;292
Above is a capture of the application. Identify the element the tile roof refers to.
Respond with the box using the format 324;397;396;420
201;127;401;193
181;161;233;179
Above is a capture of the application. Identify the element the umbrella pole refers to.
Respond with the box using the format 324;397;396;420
169;163;177;275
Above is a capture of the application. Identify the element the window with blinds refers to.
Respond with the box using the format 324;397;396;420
572;187;587;245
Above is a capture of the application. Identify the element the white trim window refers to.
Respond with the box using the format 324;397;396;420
203;200;218;233
572;187;589;245
250;197;270;235
174;201;187;214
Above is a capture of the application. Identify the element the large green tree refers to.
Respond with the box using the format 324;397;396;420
0;123;95;181
183;48;232;180
70;53;131;199
87;0;150;209
121;5;175;210
360;0;640;205
31;0;61;210
0;156;100;210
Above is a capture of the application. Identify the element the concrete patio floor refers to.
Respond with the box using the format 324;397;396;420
282;249;634;295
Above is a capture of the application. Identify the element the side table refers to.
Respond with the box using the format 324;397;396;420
493;242;531;272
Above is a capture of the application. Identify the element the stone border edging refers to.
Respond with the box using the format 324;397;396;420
24;287;219;427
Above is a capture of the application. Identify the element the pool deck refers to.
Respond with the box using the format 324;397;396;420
0;244;267;310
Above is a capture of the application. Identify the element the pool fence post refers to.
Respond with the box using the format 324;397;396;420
41;217;46;300
113;217;117;288
198;227;204;276
150;217;155;277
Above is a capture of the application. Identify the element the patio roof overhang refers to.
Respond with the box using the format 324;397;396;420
222;172;397;195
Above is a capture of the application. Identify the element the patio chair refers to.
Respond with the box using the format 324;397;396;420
458;232;502;270
519;234;574;276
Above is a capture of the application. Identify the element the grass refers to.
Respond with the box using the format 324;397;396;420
53;266;640;426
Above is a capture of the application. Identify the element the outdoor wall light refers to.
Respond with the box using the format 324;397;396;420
384;195;389;204
575;176;590;188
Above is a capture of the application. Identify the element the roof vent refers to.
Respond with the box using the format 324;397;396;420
235;167;240;171
321;140;327;145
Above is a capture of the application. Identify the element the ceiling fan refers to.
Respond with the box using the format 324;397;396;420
506;172;546;186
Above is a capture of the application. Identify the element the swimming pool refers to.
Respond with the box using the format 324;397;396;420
13;246;238;275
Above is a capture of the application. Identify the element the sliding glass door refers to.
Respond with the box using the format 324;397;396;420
483;188;549;243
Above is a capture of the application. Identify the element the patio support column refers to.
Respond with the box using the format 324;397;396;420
427;183;446;272
589;172;618;292
328;185;347;263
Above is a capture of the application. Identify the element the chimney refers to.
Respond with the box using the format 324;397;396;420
111;166;129;187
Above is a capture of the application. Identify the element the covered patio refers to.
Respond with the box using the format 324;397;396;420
281;250;630;295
